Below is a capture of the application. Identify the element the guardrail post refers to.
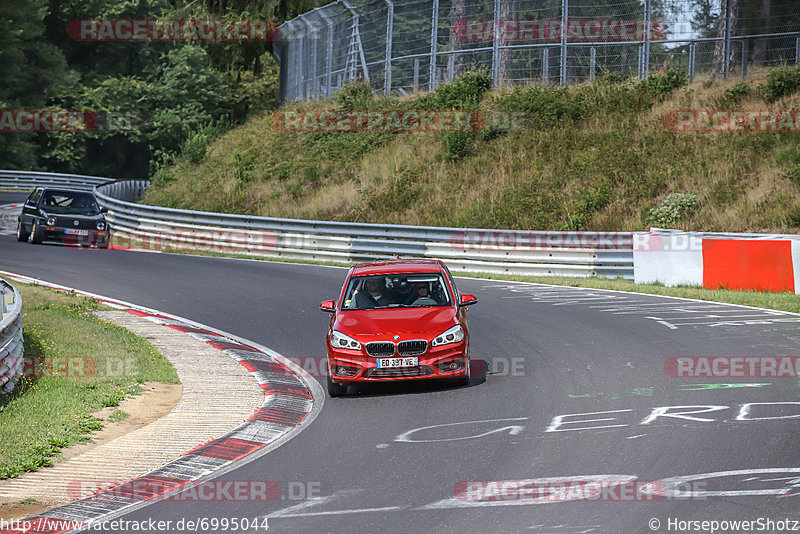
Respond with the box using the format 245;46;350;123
429;0;440;92
384;0;394;94
559;0;568;84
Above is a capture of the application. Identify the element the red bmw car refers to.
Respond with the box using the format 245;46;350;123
319;259;477;397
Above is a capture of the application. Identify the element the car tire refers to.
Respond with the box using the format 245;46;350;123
327;375;348;397
28;220;43;244
453;357;471;388
16;220;29;242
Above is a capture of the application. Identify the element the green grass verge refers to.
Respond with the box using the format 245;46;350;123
0;279;179;479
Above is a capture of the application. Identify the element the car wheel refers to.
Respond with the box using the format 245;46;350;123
327;375;348;397
453;356;471;388
28;220;43;244
16;220;29;242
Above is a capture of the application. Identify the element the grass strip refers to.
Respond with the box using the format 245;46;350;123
0;279;179;479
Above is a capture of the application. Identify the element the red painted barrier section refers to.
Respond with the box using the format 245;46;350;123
703;239;795;293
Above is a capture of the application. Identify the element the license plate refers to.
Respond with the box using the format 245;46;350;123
65;229;89;236
377;357;418;368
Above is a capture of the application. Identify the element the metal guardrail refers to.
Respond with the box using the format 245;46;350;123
0;170;110;192
95;180;634;278
0;280;24;394
0;170;635;278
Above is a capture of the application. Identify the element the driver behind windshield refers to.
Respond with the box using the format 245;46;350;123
354;276;394;309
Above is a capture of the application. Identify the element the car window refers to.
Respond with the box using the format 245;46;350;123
27;189;42;206
40;191;100;215
341;272;452;310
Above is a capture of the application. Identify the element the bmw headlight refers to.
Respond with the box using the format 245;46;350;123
330;330;361;350
96;221;106;231
46;216;56;226
432;325;464;347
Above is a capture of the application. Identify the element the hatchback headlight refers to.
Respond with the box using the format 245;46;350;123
432;325;464;347
96;221;106;231
330;330;361;350
46;216;56;226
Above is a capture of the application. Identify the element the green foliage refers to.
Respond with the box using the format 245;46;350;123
442;131;473;161
493;85;584;127
775;147;800;167
480;124;507;141
234;152;256;183
645;193;699;226
715;82;750;108
184;131;210;164
638;67;689;101
335;79;375;110
784;165;800;186
760;64;800;102
418;70;492;110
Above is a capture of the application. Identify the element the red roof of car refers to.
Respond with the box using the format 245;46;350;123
350;259;446;276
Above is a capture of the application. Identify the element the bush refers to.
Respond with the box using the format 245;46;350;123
638;67;689;101
645;192;698;226
442;131;473;161
785;165;800;186
493;85;584;127
419;70;492;110
335;79;374;110
761;64;800;102
183;130;209;164
715;82;750;108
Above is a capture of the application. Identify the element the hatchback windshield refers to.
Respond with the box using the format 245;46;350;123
341;273;452;310
41;191;100;215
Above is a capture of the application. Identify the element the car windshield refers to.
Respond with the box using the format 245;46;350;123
40;191;100;215
341;273;451;310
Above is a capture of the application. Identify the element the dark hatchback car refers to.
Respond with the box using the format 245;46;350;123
17;188;109;248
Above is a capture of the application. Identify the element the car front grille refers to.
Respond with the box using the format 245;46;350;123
365;342;395;357
398;340;427;356
365;366;435;379
53;217;98;230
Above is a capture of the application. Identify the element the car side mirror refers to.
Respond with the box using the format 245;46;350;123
459;294;478;307
100;207;109;214
319;300;336;313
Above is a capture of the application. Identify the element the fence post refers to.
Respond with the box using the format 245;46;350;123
492;0;501;86
722;0;731;79
689;41;696;82
559;0;568;84
643;0;651;79
429;0;440;92
796;37;799;65
318;10;335;98
300;16;318;99
448;53;455;82
414;58;420;91
590;47;596;81
741;39;747;79
543;48;549;83
637;45;643;80
384;1;394;94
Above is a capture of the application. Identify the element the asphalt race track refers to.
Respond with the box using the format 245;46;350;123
3;207;800;533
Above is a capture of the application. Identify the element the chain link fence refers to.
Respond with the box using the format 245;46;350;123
274;0;800;103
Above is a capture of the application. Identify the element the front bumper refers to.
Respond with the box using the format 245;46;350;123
327;342;469;385
44;227;109;246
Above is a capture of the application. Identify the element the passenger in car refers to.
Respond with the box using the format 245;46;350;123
408;282;439;306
